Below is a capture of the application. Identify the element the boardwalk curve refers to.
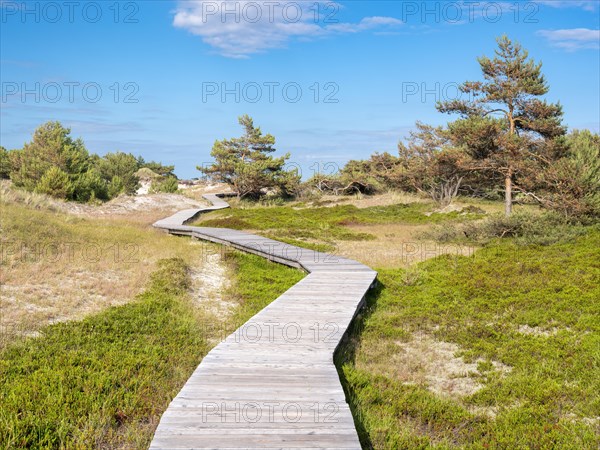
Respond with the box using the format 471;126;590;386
150;193;377;449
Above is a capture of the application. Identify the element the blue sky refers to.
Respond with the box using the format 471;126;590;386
1;1;599;179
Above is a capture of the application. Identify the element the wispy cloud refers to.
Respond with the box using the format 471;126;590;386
537;28;600;50
172;1;402;58
326;16;403;33
0;59;40;69
65;120;145;134
535;1;599;12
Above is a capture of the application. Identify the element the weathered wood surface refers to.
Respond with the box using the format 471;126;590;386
150;193;377;449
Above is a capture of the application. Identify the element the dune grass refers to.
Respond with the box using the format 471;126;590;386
4;186;597;448
0;200;209;341
337;228;600;449
1;231;303;448
0;185;307;448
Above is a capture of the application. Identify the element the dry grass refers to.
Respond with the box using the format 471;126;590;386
351;330;510;414
396;333;510;400
316;192;538;268
195;193;487;268
333;223;477;269
318;190;428;209
179;181;234;202
315;190;535;216
0;184;227;346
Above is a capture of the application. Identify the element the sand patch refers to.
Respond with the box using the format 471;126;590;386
517;324;562;337
189;251;234;318
392;333;511;399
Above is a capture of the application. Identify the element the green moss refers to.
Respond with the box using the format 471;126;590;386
223;250;305;325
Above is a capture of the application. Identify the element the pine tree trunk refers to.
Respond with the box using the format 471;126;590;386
506;114;515;216
504;169;513;217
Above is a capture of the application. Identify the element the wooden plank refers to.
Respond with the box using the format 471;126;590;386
150;193;376;449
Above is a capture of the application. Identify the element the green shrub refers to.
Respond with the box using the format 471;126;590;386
140;161;175;177
540;130;600;221
0;146;10;179
427;211;590;246
0;258;206;448
34;167;73;200
4;122;177;203
72;168;108;202
92;152;141;196
107;175;125;198
9;122;89;193
150;176;179;193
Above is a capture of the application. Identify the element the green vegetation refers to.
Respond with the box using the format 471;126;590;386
0;184;303;450
150;176;179;194
0;146;13;179
437;35;565;216
303;37;598;222
196;201;482;248
3;33;599;450
199;114;300;199
426;210;592;247
540;129;600;220
337;228;600;449
0;258;209;449
6;121;176;203
224;250;305;326
1;206;303;448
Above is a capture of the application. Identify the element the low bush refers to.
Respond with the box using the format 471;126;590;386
0;258;207;449
33;166;73;199
539;129;600;221
0;146;11;179
0;249;304;449
150;176;179;194
426;211;591;246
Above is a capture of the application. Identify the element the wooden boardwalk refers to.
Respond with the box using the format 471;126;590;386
150;194;377;449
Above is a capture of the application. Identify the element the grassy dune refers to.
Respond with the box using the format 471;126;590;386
3;190;598;448
339;230;600;449
0;195;304;449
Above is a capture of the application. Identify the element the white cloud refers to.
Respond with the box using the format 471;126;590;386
537;28;600;50
535;1;599;12
327;16;403;33
172;1;402;58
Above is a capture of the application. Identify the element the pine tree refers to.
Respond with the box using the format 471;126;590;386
10;121;89;193
34;166;73;199
437;35;565;215
199;115;299;198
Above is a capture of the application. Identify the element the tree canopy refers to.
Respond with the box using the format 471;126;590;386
199;115;299;198
7;121;175;202
437;35;566;215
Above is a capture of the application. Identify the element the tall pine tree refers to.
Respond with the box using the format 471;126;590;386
437;35;565;215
